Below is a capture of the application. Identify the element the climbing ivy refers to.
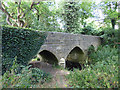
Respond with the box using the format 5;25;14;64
2;25;47;74
62;1;80;33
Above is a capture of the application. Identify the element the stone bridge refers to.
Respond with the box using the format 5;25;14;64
37;32;101;68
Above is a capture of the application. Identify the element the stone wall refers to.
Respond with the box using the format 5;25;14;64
37;32;101;67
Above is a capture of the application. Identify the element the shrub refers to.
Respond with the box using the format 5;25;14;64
1;57;52;88
2;25;47;74
99;28;118;47
66;46;119;88
81;26;118;47
89;46;118;64
81;26;100;35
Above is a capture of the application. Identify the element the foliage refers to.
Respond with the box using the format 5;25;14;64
2;25;47;74
66;46;119;88
0;1;60;31
1;57;52;88
99;27;118;46
88;45;118;64
26;1;60;31
62;1;80;33
60;1;95;33
99;1;118;29
81;26;99;35
78;1;95;27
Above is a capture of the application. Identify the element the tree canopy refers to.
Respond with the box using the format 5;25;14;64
0;0;119;32
100;1;118;29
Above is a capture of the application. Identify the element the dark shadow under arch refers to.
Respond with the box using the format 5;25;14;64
65;46;84;70
39;50;58;65
66;46;84;62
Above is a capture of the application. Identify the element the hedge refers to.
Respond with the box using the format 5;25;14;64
2;26;47;74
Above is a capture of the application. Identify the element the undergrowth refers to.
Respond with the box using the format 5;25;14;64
1;57;52;88
66;46;119;88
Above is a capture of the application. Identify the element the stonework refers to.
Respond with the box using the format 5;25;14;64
37;32;101;67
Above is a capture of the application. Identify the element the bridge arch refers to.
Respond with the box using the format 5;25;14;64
90;44;98;51
38;50;58;65
65;46;85;70
65;46;85;63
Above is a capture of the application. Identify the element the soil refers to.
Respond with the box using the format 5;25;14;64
39;69;70;88
29;61;70;88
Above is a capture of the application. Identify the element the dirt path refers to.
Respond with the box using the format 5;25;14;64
30;61;70;88
40;69;70;88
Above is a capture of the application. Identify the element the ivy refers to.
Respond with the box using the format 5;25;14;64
2;26;47;74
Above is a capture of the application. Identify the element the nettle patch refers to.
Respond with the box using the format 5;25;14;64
2;25;47;74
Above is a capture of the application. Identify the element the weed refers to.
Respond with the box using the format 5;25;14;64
1;57;52;88
66;46;118;88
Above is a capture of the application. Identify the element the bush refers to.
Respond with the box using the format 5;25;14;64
66;46;119;88
98;28;118;47
2;25;47;74
81;26;99;35
1;57;52;88
89;46;118;64
81;26;118;47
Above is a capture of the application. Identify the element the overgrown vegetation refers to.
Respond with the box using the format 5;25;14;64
1;0;119;88
65;22;119;88
2;26;47;74
66;46;119;88
1;57;52;88
99;28;118;47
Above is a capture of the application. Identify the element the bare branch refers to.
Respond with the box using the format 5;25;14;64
17;0;22;27
0;2;11;17
0;2;17;25
6;15;12;26
34;7;40;20
34;7;39;13
30;1;40;10
0;1;40;27
21;1;40;18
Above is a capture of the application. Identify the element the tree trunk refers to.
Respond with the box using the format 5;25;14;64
111;19;116;29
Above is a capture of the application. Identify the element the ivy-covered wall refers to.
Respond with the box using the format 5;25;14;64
2;26;47;73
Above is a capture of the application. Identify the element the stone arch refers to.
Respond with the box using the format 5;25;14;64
65;46;84;70
65;46;85;62
38;50;58;65
90;44;98;51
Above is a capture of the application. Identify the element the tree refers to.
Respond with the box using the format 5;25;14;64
79;1;95;27
62;1;80;33
0;1;41;27
0;1;59;30
60;0;95;33
100;1;118;29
